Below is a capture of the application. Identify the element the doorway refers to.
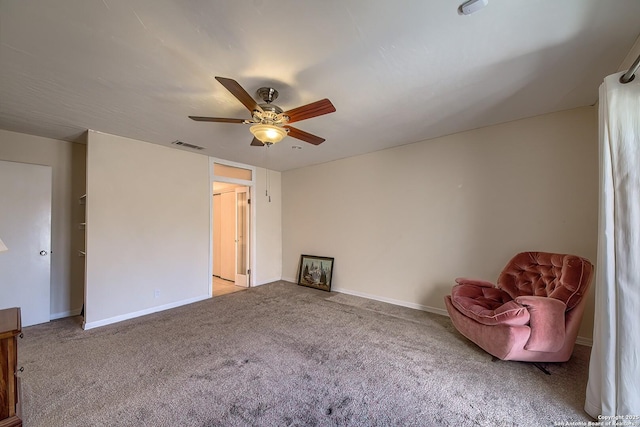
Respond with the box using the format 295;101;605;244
210;160;255;297
212;183;251;296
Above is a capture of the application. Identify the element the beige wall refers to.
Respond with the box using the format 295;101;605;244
0;129;86;319
84;131;210;328
0;128;283;328
618;34;640;72
282;106;598;342
254;168;282;284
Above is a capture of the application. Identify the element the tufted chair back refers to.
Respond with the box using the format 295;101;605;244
497;252;593;311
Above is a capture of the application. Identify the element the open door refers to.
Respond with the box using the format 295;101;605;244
235;186;250;287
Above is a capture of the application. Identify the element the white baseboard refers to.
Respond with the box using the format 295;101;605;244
253;280;596;347
50;308;83;320
279;279;449;316
575;336;593;347
323;285;594;347
253;277;283;287
82;295;210;330
330;286;449;317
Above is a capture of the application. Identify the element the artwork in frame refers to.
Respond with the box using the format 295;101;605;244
297;255;334;292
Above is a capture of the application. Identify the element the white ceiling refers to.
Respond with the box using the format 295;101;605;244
1;1;639;171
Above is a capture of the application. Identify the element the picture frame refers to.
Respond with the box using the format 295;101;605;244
297;254;334;292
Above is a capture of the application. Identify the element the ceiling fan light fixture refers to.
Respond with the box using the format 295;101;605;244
250;123;287;144
190;77;334;146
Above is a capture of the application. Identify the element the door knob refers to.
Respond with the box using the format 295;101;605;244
40;250;48;256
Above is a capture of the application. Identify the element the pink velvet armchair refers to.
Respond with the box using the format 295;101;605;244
444;252;593;364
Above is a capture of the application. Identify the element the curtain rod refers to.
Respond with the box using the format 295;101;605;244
620;52;640;84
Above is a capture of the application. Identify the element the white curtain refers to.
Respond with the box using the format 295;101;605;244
585;72;640;418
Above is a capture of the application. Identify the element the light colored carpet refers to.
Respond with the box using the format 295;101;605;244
18;281;592;426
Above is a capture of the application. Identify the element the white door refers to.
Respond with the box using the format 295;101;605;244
0;160;52;326
220;191;235;281
212;193;222;277
235;186;250;287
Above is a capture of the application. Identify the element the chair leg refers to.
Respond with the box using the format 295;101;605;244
490;357;551;374
533;362;551;375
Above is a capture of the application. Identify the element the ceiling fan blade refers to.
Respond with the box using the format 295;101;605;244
215;77;262;113
283;99;336;124
250;137;264;146
189;116;246;123
284;126;325;145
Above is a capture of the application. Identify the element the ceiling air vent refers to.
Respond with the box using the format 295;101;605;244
171;140;205;150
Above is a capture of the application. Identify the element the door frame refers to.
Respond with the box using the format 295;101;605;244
209;157;256;295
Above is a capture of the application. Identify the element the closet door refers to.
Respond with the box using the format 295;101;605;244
234;186;250;287
212;194;221;277
220;191;235;281
0;160;52;326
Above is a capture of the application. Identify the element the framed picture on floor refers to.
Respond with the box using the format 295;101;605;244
297;255;334;292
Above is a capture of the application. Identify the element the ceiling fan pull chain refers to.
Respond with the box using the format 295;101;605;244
267;147;271;203
264;146;271;203
266;169;271;202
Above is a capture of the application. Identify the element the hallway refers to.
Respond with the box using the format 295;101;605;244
212;277;246;297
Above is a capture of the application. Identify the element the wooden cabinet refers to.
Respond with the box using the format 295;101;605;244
0;307;22;427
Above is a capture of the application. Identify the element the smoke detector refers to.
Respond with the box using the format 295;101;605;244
459;0;488;15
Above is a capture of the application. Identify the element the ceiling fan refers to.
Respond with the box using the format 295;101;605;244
189;77;336;146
